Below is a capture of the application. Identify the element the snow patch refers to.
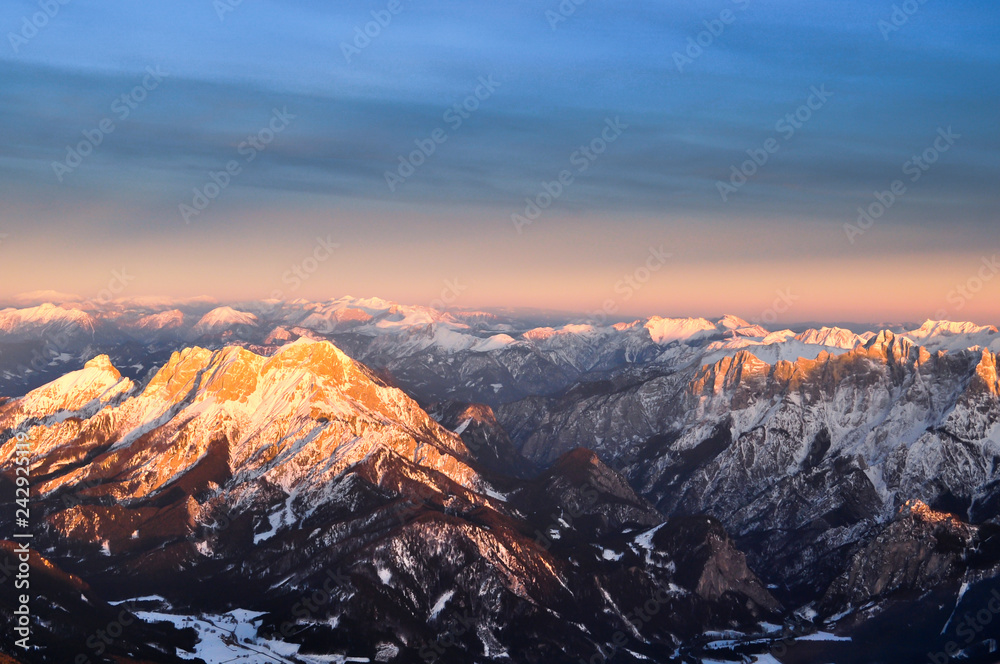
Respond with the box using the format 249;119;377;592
429;590;454;620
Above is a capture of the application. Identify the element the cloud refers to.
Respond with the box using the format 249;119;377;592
7;291;83;307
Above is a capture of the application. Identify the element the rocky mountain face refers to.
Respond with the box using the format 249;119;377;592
0;341;781;663
0;297;897;405
0;542;196;664
499;332;1000;601
821;500;998;612
1;297;999;662
427;401;537;478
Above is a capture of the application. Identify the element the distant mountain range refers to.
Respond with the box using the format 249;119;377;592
1;297;998;663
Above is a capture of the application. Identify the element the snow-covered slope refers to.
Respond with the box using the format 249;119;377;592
0;297;997;660
0;302;97;340
644;316;718;344
499;329;1000;603
1;340;483;509
0;340;783;663
192;305;259;335
2;296;996;409
902;319;1000;353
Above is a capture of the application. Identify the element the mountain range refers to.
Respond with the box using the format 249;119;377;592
1;296;999;663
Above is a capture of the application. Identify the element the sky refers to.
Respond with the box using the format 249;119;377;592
0;0;998;324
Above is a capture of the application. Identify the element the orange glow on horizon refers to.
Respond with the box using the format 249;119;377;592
1;203;997;326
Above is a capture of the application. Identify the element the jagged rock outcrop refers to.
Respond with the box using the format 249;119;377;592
428;401;537;478
2;299;999;660
497;331;1000;603
0;342;779;663
821;500;1000;613
0;542;195;664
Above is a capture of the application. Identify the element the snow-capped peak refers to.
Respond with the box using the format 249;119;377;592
193;306;259;334
12;339;481;512
131;309;185;331
17;354;130;419
717;314;752;330
644;316;718;345
0;302;96;335
794;327;865;349
902;320;998;353
909;320;998;338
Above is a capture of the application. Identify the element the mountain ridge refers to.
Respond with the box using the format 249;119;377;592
0;339;790;663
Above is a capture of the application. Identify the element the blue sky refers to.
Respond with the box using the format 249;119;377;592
1;0;998;322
